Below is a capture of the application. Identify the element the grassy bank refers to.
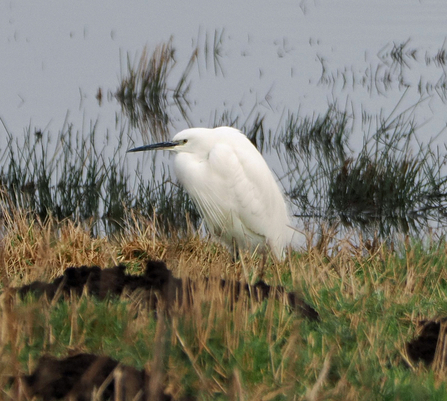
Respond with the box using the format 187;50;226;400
1;208;447;400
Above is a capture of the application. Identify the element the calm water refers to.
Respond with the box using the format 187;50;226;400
2;1;447;144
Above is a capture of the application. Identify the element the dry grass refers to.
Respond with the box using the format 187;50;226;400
0;208;114;284
1;206;447;400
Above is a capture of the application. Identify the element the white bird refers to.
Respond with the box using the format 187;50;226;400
128;126;292;259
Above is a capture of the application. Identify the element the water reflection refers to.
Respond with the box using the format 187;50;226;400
115;39;193;143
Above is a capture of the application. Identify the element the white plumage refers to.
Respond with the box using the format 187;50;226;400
128;126;293;259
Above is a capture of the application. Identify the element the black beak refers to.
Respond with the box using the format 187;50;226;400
127;141;179;153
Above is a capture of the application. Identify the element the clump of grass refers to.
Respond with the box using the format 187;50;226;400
279;103;447;239
0;119;202;240
0;200;230;284
0;203;114;282
0;123;114;230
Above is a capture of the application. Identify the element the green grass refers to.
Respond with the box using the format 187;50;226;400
2;213;447;399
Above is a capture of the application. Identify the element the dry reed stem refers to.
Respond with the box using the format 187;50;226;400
433;321;447;376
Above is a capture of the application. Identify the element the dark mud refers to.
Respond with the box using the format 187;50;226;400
406;319;444;366
20;353;172;401
17;260;319;320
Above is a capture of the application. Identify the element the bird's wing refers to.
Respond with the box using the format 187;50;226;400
235;146;287;236
208;141;288;242
173;152;227;236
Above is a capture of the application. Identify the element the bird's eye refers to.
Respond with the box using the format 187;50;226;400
182;139;188;144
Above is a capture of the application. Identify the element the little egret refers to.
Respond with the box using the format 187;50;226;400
128;127;292;259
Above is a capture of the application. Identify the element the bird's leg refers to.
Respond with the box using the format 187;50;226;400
258;251;267;281
231;238;240;263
